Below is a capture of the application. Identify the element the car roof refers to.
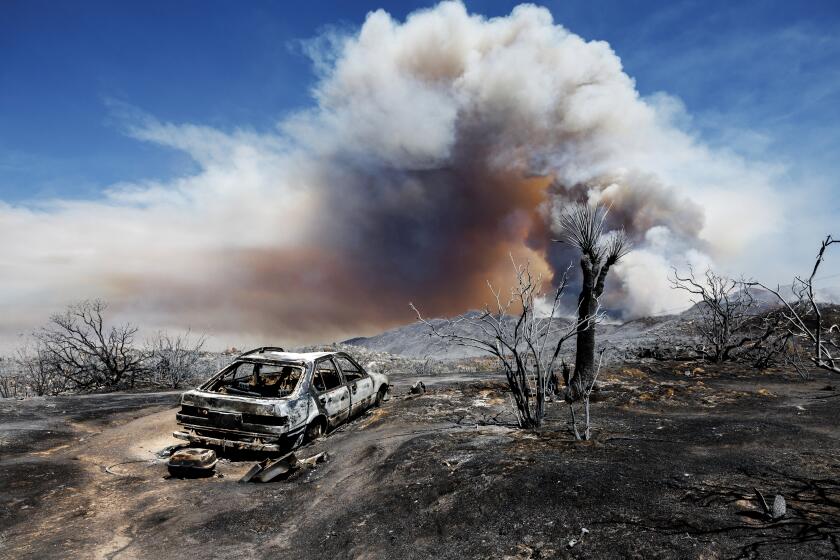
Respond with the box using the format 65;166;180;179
238;350;342;363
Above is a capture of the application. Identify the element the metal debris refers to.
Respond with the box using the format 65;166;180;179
254;453;299;483
567;528;589;549
239;459;271;483
772;494;786;520
239;451;329;483
755;487;787;520
168;448;218;478
156;443;189;458
298;451;329;467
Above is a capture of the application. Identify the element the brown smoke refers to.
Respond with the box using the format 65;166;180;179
0;2;784;349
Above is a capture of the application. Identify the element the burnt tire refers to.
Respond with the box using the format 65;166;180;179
375;386;388;407
305;418;326;442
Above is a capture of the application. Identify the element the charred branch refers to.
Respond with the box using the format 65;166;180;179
33;299;143;392
757;235;840;376
411;256;595;430
669;267;779;364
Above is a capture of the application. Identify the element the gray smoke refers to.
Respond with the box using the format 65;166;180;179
0;2;784;348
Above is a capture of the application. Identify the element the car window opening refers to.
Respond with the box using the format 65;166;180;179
336;356;365;382
313;359;342;393
209;362;304;398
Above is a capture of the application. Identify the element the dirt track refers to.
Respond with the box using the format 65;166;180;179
2;365;840;559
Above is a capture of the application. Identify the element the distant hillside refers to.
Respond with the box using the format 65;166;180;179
344;311;517;359
344;310;693;359
341;286;824;360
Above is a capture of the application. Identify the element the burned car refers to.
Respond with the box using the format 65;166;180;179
173;348;389;452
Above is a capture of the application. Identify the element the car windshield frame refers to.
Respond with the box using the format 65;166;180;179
200;358;309;399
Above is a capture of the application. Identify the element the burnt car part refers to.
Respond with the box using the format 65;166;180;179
172;429;283;452
176;350;389;454
235;346;285;359
167;448;218;478
205;361;304;398
239;451;329;483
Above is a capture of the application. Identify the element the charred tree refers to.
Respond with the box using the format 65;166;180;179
670;267;760;362
411;257;586;429
16;343;67;396
555;203;631;401
34;299;142;392
758;235;840;376
144;330;208;389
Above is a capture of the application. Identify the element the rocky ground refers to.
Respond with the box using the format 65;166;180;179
1;363;839;559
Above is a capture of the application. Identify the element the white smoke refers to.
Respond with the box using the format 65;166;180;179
0;2;798;349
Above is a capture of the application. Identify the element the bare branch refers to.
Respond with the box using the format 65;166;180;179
756;235;840;376
411;256;592;429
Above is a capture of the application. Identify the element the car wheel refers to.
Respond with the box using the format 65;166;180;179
305;418;326;442
375;386;388;407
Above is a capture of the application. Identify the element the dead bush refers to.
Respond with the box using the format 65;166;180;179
16;343;68;396
0;357;22;398
412;257;588;430
670;267;786;366
143;330;208;389
758;235;840;377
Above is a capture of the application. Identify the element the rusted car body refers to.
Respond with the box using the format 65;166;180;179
173;348;389;452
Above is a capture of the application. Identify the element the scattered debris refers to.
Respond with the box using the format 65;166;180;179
239;459;271;483
506;543;535;559
409;381;426;395
755;487;787;520
239;451;329;483
167;448;217;478
772;495;787;520
755;487;769;514
253;453;299;483
156;443;189;458
299;451;329;467
567;527;589;549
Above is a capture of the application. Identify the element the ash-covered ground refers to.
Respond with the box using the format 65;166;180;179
2;363;839;559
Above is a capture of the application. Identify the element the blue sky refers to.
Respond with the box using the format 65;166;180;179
2;0;840;205
1;0;840;348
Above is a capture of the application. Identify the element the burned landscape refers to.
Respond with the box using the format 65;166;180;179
2;356;840;559
4;1;840;559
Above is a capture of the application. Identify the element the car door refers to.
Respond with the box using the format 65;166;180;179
336;355;374;415
312;357;350;427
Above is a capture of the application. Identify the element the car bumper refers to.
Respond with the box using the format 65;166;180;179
172;430;283;452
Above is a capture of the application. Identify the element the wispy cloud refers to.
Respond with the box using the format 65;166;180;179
0;1;834;350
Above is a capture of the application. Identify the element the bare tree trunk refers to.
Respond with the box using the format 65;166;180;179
554;204;629;402
572;262;597;401
412;258;582;430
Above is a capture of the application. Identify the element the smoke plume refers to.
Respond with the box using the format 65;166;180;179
0;2;785;348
